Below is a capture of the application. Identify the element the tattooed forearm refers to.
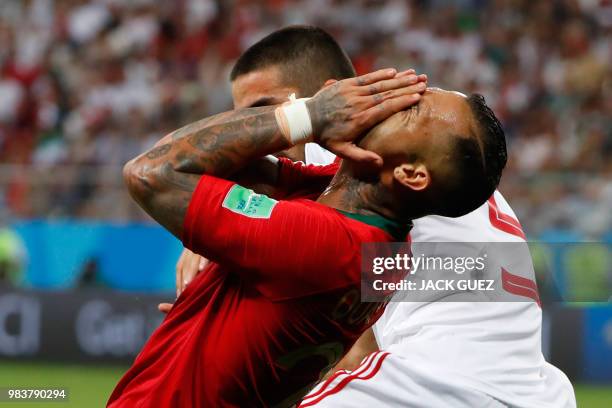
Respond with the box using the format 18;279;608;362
123;105;292;238
159;108;271;144
159;163;200;191
145;144;171;159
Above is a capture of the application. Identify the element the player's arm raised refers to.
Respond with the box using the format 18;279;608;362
123;68;425;238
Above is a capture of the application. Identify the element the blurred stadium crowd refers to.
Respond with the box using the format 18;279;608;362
0;0;610;237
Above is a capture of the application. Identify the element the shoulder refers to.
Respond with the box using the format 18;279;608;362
411;191;523;242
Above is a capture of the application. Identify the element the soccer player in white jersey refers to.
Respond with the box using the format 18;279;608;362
299;188;576;408
164;26;576;407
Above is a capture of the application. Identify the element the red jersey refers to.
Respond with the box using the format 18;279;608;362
274;157;341;201
108;160;409;408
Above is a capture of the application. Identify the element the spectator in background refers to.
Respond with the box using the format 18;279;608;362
0;0;609;239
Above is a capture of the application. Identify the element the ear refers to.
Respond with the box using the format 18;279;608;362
392;163;430;191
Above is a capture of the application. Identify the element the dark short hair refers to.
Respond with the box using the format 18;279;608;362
230;25;356;96
435;94;507;217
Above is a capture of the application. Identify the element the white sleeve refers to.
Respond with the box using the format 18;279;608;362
304;143;336;165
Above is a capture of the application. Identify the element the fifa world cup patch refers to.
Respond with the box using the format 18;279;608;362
222;185;278;218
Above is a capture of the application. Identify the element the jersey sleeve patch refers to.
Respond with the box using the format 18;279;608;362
222;184;278;219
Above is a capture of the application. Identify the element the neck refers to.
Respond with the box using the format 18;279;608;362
316;169;410;223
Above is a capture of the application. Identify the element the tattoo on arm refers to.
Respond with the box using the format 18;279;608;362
124;106;292;238
145;144;171;159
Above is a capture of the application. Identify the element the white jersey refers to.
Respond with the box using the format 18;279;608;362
371;191;575;407
305;143;336;165
301;147;575;407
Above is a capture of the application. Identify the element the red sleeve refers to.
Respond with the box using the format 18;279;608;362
275;157;339;200
182;174;358;300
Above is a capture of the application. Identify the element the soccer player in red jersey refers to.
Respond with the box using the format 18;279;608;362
110;32;507;408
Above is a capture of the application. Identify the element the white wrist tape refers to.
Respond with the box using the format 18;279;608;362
274;93;313;145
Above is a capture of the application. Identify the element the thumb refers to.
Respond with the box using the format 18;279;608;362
329;142;383;167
